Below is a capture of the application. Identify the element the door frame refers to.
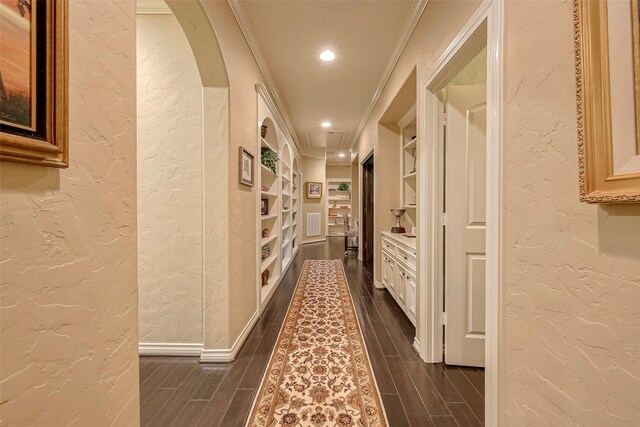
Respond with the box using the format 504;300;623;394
358;148;374;263
416;0;503;425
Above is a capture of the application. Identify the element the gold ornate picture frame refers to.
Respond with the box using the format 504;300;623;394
0;0;69;168
306;181;322;199
574;0;640;203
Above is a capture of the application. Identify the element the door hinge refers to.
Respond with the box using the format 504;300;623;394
440;312;447;326
441;213;448;226
441;112;448;126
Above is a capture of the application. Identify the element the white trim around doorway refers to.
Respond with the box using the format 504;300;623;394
417;0;503;425
358;147;375;264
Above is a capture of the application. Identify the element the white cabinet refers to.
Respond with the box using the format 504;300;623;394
380;232;417;325
406;270;416;322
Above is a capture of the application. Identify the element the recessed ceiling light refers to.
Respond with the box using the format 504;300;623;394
321;121;331;128
320;50;336;62
338;153;345;158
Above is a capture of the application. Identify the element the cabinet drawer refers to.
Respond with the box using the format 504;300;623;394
382;238;395;253
396;246;416;271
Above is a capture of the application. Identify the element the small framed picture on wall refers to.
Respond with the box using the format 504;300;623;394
261;198;269;216
306;181;322;199
239;146;254;186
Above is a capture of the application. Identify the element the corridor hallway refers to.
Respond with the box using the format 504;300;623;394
138;239;484;427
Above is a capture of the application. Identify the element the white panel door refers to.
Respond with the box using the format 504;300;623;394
444;84;487;367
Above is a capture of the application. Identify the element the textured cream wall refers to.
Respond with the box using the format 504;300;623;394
502;1;640;424
199;1;293;344
0;1;139;425
353;0;482;159
353;0;640;422
302;156;327;242
137;14;203;345
352;0;482;285
326;165;351;180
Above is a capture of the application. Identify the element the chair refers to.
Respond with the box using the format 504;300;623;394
343;215;359;256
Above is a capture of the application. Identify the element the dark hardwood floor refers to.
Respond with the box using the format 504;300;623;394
139;239;484;426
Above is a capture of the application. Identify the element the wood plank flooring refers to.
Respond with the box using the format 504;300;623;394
139;239;484;426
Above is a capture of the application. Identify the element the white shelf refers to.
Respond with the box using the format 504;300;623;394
261;253;277;273
261;190;277;197
261;274;280;303
260;137;277;153
261;213;277;221
283;224;290;231
281;256;291;271
282;175;290;182
261;235;277;246
404;137;417;150
282;238;291;247
404;204;417;209
328;197;350;201
282;192;291;197
403;171;417;179
261;164;277;176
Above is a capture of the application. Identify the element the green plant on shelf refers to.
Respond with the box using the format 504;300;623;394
261;148;278;174
337;183;350;192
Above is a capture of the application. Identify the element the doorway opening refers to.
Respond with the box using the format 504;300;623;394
418;1;503;423
441;46;488;367
361;153;374;268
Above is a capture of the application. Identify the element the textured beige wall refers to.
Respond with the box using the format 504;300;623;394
0;0;139;425
352;0;482;285
501;1;640;424
353;0;640;422
137;14;203;345
302;156;327;242
199;1;291;344
326;165;351;180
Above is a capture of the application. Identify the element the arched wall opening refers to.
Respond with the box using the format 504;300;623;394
136;0;230;355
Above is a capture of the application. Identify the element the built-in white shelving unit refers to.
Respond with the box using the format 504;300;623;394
326;178;352;237
291;159;300;255
400;106;417;225
280;144;293;273
256;88;301;313
258;118;280;304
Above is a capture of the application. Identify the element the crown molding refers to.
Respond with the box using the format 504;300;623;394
349;0;429;150
137;0;172;15
230;0;428;157
229;0;302;157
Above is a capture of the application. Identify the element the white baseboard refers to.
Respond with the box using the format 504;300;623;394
302;237;327;245
200;310;260;363
139;342;203;356
374;280;385;290
413;337;421;355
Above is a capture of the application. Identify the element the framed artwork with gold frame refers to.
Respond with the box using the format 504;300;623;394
0;0;69;168
574;0;640;202
306;181;322;199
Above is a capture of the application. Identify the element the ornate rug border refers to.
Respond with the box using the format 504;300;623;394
244;259;389;427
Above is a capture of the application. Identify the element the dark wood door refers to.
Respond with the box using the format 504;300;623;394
362;155;374;265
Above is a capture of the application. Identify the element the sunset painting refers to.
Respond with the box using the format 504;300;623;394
0;0;35;130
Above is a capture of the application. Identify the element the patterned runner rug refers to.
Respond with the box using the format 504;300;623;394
245;260;388;427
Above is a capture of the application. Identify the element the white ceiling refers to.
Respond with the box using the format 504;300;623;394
231;1;422;160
